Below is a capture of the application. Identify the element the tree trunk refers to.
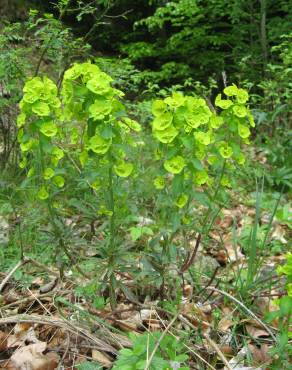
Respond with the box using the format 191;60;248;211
260;0;268;71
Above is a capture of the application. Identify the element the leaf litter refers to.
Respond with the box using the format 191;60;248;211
0;193;290;369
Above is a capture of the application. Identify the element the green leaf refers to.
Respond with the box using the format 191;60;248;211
88;98;112;120
17;113;26;128
52;147;64;160
40;120;58;137
191;158;203;170
88;135;112;154
75;361;102;370
32;101;50;116
175;193;188;208
153;176;165;189
218;142;233;158
237;88;249;104
224;84;238;96
153;125;178;143
215;94;233;109
43;168;55;180
37;186;49;200
194;170;209;186
86;75;112;95
164;156;185;174
20;139;34;152
113;160;133;177
210;115;224;129
152;112;173;131
152;99;167;116
194;130;212;146
233;105;247;118
52;175;65;188
164;92;185;108
122;117;142;132
64;63;83;80
238;124;251;138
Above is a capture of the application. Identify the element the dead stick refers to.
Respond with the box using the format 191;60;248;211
28;258;60;277
0;257;29;292
206;287;276;340
178;315;232;370
0;290;71;310
144;314;179;370
0;315;117;354
203;333;232;370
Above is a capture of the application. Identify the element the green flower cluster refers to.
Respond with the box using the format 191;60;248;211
151;86;254;207
61;62;141;178
17;76;64;200
18;62;142;200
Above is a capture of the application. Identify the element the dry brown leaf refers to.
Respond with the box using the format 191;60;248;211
3;290;22;304
32;277;45;286
218;317;234;332
182;284;193;299
10;342;58;370
147;318;161;331
115;319;140;332
253;297;270;314
181;303;211;329
245;325;270;339
0;330;8;351
46;329;66;348
14;323;32;336
248;343;271;366
271;224;287;244
7;323;42;348
91;349;112;367
216;213;233;229
220;345;234;356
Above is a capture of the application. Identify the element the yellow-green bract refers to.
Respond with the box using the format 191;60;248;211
17;61;142;201
150;86;254;202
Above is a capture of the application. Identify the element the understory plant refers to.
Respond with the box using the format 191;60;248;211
266;253;292;368
17;62;254;304
141;85;255;295
112;332;189;370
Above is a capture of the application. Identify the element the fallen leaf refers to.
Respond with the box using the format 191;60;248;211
10;342;59;370
220;345;234;356
39;277;58;294
245;325;270;339
0;330;8;351
248;343;271;366
271;224;287;244
91;349;112;367
218;317;234;332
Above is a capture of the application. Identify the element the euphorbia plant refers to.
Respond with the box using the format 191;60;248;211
61;62;141;305
18;61;142;303
17;74;74;272
17;76;64;200
148;85;254;289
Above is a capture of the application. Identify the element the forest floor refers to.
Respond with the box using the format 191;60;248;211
0;157;291;370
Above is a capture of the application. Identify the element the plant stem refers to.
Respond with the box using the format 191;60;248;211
108;163;115;252
107;161;117;309
201;159;226;234
246;177;263;288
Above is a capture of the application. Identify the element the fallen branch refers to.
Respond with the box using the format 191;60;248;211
206;287;277;340
178;314;232;370
0;314;117;354
144;314;178;370
0;257;29;292
0;256;60;293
